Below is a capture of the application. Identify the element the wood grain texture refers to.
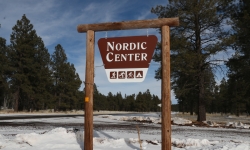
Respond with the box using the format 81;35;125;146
84;30;95;150
77;18;179;32
161;26;171;150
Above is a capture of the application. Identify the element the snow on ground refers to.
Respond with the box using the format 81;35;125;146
0;113;249;149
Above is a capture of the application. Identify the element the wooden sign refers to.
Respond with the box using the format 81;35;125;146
77;17;179;150
98;35;157;82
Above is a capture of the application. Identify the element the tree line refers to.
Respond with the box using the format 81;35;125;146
0;15;161;112
0;15;82;111
2;0;250;121
152;0;250;120
93;86;161;112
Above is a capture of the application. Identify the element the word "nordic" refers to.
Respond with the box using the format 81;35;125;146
107;42;147;51
106;42;148;62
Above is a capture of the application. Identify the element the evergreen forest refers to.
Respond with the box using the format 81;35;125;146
151;0;250;120
0;15;161;113
1;0;250;122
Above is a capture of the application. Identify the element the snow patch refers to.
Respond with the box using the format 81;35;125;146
171;117;192;125
172;138;219;148
98;115;162;124
94;138;126;148
226;122;250;129
0;113;250;150
14;127;81;149
203;120;220;127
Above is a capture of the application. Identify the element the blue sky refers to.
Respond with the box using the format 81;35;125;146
0;0;180;104
0;1;235;105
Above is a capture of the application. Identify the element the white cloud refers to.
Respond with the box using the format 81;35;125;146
1;0;178;103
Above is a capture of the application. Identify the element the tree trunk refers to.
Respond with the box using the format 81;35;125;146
197;72;206;121
236;104;239;117
194;11;206;121
59;93;61;109
14;87;20;112
3;96;7;109
190;99;194;115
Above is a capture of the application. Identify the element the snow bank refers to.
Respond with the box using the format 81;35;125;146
16;128;81;150
226;122;250;129
98;115;162;124
98;115;195;125
172;138;219;148
171;117;192;125
94;138;127;149
98;115;250;130
203;120;220;127
98;115;196;125
0;127;249;150
0;128;82;150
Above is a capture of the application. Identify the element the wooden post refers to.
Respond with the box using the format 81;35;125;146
77;18;179;150
84;30;95;150
161;26;171;150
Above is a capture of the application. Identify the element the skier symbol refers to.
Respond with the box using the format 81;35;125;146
127;71;134;78
110;71;117;79
118;71;126;79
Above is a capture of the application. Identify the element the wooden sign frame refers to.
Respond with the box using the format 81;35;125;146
77;17;179;150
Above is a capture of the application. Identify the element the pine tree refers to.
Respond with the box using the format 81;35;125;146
76;90;85;110
63;63;82;110
217;78;230;114
29;37;53;110
143;89;152;112
106;92;115;110
152;94;161;112
9;14;47;111
124;94;135;111
227;0;250;115
135;92;146;112
0;38;7;88
115;92;123;111
51;44;67;110
0;37;10;109
151;0;233;121
51;44;82;110
93;84;108;111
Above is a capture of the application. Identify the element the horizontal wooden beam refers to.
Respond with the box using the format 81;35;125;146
77;17;179;33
